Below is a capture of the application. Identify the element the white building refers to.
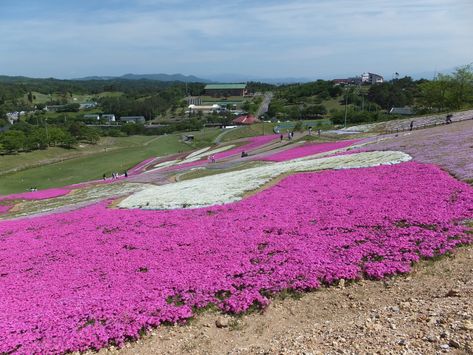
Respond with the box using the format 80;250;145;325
361;72;384;84
188;104;222;114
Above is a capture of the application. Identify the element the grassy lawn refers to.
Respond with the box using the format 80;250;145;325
0;128;221;195
23;91;124;105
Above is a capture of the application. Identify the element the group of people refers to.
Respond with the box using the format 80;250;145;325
279;128;321;142
102;171;128;180
208;155;216;163
280;131;295;142
29;187;38;192
409;114;453;132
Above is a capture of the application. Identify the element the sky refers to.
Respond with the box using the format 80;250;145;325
0;0;472;80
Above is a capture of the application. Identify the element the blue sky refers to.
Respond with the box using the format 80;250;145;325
0;0;472;79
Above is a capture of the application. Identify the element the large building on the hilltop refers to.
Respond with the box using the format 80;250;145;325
204;83;247;97
361;72;384;85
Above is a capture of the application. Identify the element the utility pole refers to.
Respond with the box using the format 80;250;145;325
45;118;49;143
344;86;349;129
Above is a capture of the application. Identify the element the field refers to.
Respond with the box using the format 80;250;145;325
0;128;220;194
0;118;472;354
22;91;124;105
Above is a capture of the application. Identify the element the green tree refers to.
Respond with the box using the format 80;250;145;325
47;126;67;146
418;75;451;112
28;127;49;150
448;64;473;109
1;130;26;153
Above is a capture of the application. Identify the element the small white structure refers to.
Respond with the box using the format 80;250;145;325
83;114;100;120
102;114;116;122
80;102;98;109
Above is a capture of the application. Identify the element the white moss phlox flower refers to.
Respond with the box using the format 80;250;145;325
178;145;235;164
144;160;180;173
185;147;210;159
119;151;412;210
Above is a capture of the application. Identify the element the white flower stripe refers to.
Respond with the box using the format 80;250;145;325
119;151;412;210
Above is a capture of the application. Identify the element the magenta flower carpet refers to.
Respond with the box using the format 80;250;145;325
0;162;472;353
0;188;71;202
214;134;278;160
0;205;12;215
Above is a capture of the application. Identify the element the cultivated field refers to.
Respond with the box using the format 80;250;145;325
0;119;472;354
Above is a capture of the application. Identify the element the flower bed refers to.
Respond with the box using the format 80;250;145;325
260;140;361;162
128;157;159;176
1;162;472;353
119;151;411;210
362;119;473;180
214;134;278;160
177;145;235;165
0;205;12;214
0;188;71;201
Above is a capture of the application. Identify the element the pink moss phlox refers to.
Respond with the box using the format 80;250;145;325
260;139;361;162
0;205;13;214
0;162;472;353
158;135;279;173
128;157;159;175
0;187;71;201
214;134;278;160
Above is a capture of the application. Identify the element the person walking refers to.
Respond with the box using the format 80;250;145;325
410;120;414;131
124;171;128;178
280;133;283;142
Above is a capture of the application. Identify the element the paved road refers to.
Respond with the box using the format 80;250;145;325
255;92;273;118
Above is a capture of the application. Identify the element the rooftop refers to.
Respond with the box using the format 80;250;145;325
204;83;247;90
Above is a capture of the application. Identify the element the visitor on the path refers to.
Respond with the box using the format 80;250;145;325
317;129;321;136
280;133;283;142
211;155;216;163
102;174;106;180
446;114;453;124
124;171;128;178
308;127;312;135
410;120;414;131
287;131;291;140
291;131;294;139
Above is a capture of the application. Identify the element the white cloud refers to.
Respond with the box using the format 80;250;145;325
0;0;472;77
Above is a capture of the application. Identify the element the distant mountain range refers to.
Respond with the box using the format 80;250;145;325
202;73;314;84
0;66;459;85
75;73;314;84
74;73;212;83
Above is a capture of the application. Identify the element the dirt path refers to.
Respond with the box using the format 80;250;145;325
93;244;473;355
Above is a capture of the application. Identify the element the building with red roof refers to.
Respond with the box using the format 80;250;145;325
232;114;260;125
